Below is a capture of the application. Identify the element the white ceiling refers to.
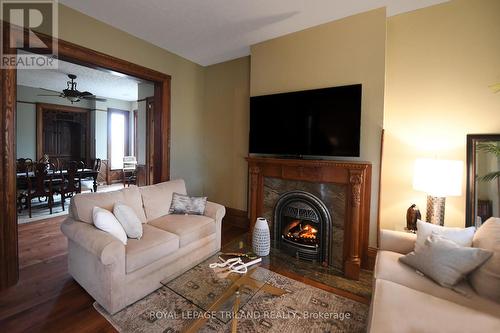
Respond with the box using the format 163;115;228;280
17;55;141;101
60;0;449;66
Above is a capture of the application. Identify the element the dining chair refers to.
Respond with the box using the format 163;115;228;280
81;158;101;192
26;162;55;218
54;161;82;211
16;158;33;173
17;166;29;213
94;158;102;172
122;156;138;187
38;155;60;172
16;158;33;212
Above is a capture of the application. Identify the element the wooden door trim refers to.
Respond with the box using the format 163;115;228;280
145;97;155;185
0;22;171;289
36;102;90;162
133;110;138;158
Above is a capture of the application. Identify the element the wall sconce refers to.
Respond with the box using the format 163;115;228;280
413;158;463;225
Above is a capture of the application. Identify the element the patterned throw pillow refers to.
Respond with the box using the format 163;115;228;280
169;192;207;215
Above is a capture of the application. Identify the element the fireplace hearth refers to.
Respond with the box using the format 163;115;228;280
274;191;331;265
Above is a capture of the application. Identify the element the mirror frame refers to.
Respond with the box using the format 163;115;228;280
466;134;500;227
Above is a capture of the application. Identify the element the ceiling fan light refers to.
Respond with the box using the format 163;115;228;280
67;96;80;103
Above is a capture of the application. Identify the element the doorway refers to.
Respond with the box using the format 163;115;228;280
107;108;131;184
0;25;171;289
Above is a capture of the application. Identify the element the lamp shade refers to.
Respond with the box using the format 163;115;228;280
413;158;463;197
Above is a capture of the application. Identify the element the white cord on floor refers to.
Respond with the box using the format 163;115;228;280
209;256;262;274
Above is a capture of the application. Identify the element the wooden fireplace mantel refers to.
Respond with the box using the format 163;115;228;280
246;156;372;280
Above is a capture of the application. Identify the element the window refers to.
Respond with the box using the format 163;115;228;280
108;109;129;170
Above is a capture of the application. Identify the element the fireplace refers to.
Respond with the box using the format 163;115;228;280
247;156;372;280
274;191;332;265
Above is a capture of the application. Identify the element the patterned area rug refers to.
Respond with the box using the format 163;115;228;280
222;237;373;300
94;258;369;332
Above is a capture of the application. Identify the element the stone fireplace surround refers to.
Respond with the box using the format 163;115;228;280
247;156;372;280
265;179;343;269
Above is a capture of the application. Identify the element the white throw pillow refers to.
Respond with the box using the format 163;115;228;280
93;207;127;245
400;234;492;288
415;219;475;252
113;202;143;239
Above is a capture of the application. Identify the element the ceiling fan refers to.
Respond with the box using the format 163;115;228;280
38;74;107;104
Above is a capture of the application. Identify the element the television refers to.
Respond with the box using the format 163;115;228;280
249;84;362;158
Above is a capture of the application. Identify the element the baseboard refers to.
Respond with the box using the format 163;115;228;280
364;247;378;271
223;207;249;230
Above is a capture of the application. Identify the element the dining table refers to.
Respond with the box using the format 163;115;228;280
16;168;99;192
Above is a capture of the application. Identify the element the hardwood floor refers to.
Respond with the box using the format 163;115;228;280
18;216;67;269
0;218;114;332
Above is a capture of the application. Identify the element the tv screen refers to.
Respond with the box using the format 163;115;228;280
249;84;362;157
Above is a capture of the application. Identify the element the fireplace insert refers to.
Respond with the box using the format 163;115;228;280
274;191;332;265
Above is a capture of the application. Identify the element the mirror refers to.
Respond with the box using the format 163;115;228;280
466;134;500;227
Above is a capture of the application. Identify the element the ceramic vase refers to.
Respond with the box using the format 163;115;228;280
252;217;270;256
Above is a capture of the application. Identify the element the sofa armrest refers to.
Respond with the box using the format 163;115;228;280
60;217;125;265
204;201;226;250
204;201;226;222
379;229;416;254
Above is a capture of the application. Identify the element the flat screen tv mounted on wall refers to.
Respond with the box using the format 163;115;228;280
249;84;362;158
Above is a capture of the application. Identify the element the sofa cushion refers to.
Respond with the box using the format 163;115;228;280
125;224;179;274
369;279;500;333
70;186;147;224
470;217;500;303
139;179;187;221
148;214;215;248
375;250;500;318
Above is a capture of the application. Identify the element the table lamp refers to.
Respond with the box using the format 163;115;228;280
413;158;463;225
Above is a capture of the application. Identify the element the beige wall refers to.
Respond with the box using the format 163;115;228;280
202;57;250;210
380;0;500;231
250;8;387;247
56;5;206;194
53;1;500;238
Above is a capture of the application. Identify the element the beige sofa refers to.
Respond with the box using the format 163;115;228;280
60;179;225;314
368;229;500;332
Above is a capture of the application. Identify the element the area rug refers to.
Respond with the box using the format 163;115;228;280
223;236;373;300
94;259;369;332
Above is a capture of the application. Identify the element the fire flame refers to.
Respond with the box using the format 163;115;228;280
286;221;318;240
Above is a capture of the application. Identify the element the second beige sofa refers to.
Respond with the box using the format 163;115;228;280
61;179;225;314
368;226;500;332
